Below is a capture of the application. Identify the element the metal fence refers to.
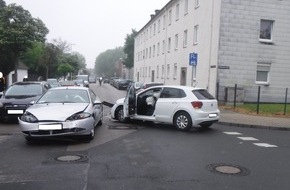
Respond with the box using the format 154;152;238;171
217;83;290;115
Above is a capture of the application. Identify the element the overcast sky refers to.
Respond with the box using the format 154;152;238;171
4;0;169;68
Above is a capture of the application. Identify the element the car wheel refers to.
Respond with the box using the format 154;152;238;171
174;111;192;131
115;106;128;123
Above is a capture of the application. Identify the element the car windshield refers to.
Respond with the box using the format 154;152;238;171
37;89;90;103
5;84;43;96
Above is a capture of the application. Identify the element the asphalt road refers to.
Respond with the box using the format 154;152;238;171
0;83;290;190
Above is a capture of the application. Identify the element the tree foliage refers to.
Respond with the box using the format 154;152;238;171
94;47;125;77
0;1;49;76
123;29;137;69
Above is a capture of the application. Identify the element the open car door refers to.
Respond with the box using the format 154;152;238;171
123;85;136;118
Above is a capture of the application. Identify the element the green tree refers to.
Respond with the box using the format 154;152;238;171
0;1;49;77
123;29;137;69
94;47;125;77
57;63;73;79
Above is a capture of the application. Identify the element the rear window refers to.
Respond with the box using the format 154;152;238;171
192;89;215;100
6;84;43;96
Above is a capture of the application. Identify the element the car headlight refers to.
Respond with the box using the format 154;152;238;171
20;112;38;123
66;112;91;121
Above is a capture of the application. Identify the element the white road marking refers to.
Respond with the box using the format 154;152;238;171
253;143;278;148
238;137;259;141
223;132;242;135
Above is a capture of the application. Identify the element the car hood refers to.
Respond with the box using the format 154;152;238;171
27;103;89;120
0;95;41;105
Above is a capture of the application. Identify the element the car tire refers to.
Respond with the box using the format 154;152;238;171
173;111;192;131
115;106;128;123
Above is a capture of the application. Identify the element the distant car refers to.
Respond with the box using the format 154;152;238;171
18;87;103;142
89;76;96;83
60;80;78;86
76;75;89;87
111;85;220;131
75;79;85;87
0;81;51;121
47;78;61;88
116;79;133;90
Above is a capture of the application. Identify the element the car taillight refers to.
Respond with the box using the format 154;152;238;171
191;101;203;109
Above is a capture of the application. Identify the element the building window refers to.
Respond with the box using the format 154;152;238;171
158;19;161;32
157;65;159;78
153;23;156;36
175;34;178;50
168;37;171;52
149;47;152;58
157;42;160;56
174;63;177;79
256;63;271;84
183;30;188;47
167;64;170;79
195;0;200;8
156;65;159;78
162;65;165;79
184;0;188;15
260;19;274;43
168;9;172;25
163;14;166;29
176;4;180;21
194;25;198;45
162;40;165;54
153;45;155;57
149;66;151;77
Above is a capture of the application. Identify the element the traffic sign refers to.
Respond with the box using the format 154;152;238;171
189;53;198;66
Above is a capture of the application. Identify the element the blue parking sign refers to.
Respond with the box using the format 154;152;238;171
189;53;198;66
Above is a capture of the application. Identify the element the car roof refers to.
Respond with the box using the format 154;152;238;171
146;85;204;91
13;81;47;85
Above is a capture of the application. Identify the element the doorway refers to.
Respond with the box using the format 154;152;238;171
180;67;187;86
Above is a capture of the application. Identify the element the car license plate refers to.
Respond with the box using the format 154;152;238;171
39;124;62;130
8;110;23;114
209;113;218;118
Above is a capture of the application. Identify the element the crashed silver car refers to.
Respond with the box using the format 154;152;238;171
18;87;103;141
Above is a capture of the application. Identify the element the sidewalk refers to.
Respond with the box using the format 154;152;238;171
218;108;290;130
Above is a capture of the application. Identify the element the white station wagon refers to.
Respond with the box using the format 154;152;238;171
111;85;220;131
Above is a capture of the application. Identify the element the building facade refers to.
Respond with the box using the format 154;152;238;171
134;0;290;103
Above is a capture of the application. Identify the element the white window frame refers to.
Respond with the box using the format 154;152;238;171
168;9;172;26
183;30;188;47
256;63;271;85
176;4;180;21
168;37;171;52
175;34;179;50
184;0;189;15
195;0;200;8
167;64;170;79
174;63;177;79
259;19;274;43
194;25;198;45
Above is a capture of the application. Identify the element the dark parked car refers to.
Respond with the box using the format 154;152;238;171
116;79;133;90
0;81;51;121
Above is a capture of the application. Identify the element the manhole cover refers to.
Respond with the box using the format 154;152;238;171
207;163;250;176
55;154;88;163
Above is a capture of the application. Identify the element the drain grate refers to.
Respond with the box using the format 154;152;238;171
207;163;250;176
43;151;88;165
108;125;138;130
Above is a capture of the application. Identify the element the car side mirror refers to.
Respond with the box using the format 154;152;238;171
94;100;102;108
